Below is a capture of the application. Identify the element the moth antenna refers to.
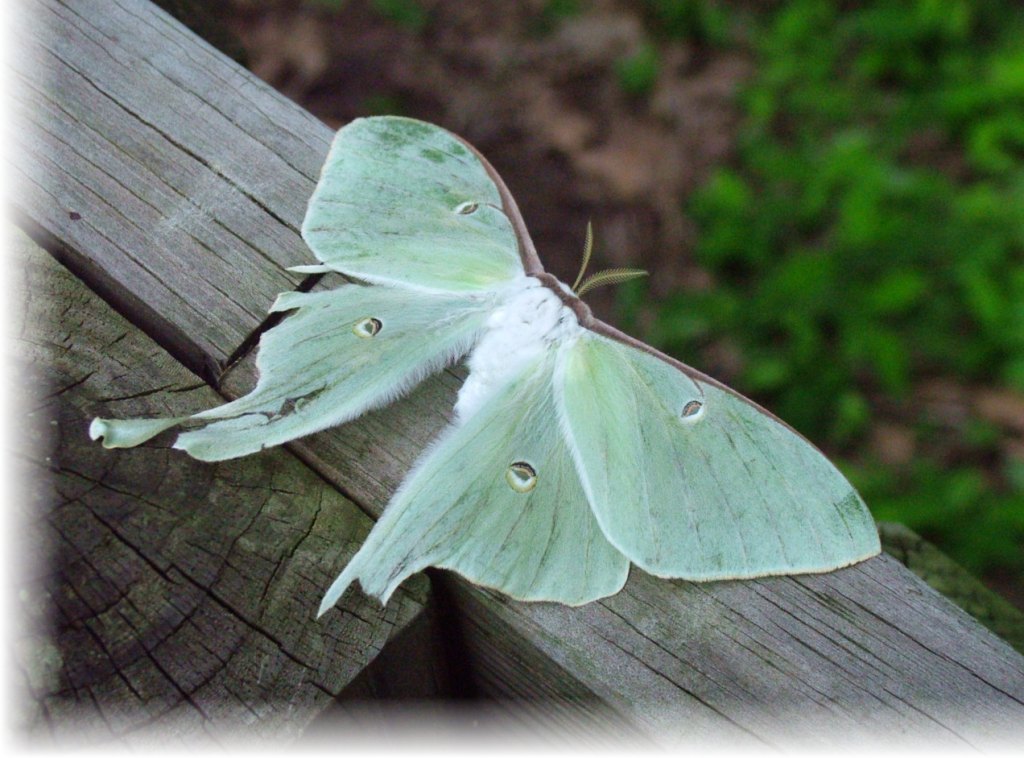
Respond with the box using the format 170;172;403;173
576;268;648;298
571;221;594;293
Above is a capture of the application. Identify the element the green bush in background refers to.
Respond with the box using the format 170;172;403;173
645;0;1024;581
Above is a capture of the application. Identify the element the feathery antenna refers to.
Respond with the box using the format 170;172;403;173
571;221;594;292
576;268;648;297
571;222;647;298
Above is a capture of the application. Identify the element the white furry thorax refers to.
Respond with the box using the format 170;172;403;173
454;276;581;422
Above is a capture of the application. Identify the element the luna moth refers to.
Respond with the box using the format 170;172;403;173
90;116;880;615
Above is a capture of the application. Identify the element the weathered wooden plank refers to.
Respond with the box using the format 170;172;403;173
15;0;1024;747
10;0;332;382
879;521;1024;655
11;229;430;746
443;564;1024;746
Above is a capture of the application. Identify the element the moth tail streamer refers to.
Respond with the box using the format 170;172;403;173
318;566;358;618
317;546;405;616
89;416;189;448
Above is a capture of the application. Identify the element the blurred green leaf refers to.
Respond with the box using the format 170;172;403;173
306;0;427;30
360;93;407;116
968;114;1024;175
866;269;928;316
542;0;581;21
833;390;871;442
643;0;732;45
370;0;427;31
530;0;582;35
615;41;660;97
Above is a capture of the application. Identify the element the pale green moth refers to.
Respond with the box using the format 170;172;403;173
91;116;881;615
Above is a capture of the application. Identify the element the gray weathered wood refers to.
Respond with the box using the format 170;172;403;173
880;521;1024;655
15;0;1024;747
11;229;429;746
10;0;331;382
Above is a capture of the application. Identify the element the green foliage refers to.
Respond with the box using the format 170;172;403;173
642;0;732;45
530;0;583;36
615;41;660;97
853;459;1024;576
360;92;407;116
306;0;427;31
646;0;1024;579
370;0;427;30
623;1;735;86
542;0;582;23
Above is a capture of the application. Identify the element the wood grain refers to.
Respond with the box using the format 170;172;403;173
12;230;429;746
15;0;1024;747
11;0;332;383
